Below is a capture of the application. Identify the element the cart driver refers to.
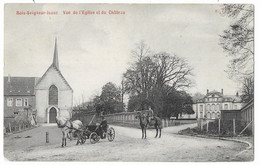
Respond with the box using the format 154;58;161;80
100;116;108;138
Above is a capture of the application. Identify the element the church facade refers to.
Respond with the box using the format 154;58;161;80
4;39;73;123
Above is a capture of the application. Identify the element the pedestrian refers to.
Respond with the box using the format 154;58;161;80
100;116;108;138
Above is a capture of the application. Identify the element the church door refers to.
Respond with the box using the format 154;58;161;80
49;107;57;123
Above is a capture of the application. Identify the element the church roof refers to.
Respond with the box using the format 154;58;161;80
4;77;39;96
52;37;59;69
35;38;72;91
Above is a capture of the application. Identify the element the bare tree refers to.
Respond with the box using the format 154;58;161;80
240;75;254;103
219;4;254;79
153;52;193;94
124;42;193;113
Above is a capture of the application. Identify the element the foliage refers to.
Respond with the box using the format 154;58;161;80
124;41;194;117
192;92;205;102
98;82;124;114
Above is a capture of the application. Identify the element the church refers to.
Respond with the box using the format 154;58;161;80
4;38;73;123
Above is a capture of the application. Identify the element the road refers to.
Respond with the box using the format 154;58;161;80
4;124;248;161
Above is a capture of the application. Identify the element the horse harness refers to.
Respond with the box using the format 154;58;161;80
57;119;74;129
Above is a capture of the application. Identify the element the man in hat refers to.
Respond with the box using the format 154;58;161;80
100;116;108;138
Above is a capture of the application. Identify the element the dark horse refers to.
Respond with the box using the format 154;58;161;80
148;113;162;138
135;112;149;139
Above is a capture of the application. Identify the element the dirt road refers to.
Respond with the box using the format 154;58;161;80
4;124;248;161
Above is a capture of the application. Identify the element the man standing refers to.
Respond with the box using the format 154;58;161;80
100;116;108;138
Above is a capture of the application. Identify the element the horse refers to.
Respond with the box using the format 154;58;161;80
56;116;83;147
135;112;149;139
148;114;162;138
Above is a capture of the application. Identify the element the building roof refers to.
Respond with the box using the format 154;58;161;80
4;77;39;96
223;95;242;102
193;89;242;103
35;65;73;91
52;37;59;69
205;90;223;97
35;38;72;91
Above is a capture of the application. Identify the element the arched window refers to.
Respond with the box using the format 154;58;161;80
207;113;211;119
211;104;215;111
211;113;216;119
216;104;219;111
49;85;58;105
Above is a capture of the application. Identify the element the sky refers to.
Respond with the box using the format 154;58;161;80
4;4;243;105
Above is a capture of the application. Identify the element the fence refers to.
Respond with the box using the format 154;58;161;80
4;117;34;134
240;99;254;134
72;110;197;128
197;118;252;136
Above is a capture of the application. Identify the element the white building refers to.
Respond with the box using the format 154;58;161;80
35;38;73;123
193;89;243;119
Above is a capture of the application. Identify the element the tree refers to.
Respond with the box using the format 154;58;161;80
192;92;205;102
153;52;193;93
124;41;194;116
219;4;254;79
99;82;124;114
124;41;154;110
240;75;254;103
219;4;254;103
164;90;194;119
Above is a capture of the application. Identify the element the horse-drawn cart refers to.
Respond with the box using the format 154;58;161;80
74;124;115;144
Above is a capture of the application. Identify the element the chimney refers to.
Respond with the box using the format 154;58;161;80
8;74;11;83
207;89;209;94
221;89;223;94
236;92;239;97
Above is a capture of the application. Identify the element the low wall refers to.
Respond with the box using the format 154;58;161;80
102;111;196;128
72;110;197;128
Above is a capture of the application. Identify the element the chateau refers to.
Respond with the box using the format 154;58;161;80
193;89;243;119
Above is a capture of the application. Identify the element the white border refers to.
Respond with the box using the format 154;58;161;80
0;0;259;165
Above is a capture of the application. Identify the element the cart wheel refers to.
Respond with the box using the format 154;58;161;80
107;127;115;142
90;132;100;144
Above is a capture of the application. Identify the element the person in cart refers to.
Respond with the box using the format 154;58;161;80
100;116;108;138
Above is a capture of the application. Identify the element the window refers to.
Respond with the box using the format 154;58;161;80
199;105;203;111
216;104;219;111
206;113;211;119
234;105;238;109
49;85;58;105
224;104;228;110
7;98;13;107
16;98;22;107
211;104;215;111
211;113;216;119
24;98;28;106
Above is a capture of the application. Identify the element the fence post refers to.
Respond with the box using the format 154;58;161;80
206;120;209;132
233;118;236;136
200;119;203;131
9;122;11;133
218;118;221;135
46;132;49;143
162;119;165;128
